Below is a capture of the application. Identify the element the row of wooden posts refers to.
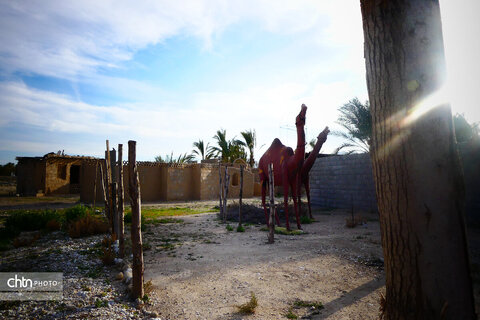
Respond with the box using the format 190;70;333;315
219;163;275;243
93;140;144;300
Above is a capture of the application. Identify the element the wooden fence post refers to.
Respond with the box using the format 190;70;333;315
101;161;109;219
238;165;244;227
128;140;144;300
219;164;223;218
93;162;98;210
268;163;275;244
118;144;125;258
223;166;230;223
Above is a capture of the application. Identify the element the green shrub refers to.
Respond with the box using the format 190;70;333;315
2;209;63;238
236;225;245;232
237;292;258;314
65;205;90;223
226;224;234;232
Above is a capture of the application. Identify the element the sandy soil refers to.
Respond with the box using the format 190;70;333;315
142;207;386;320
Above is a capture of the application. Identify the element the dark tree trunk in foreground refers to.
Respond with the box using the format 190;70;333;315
360;1;475;319
118;144;125;258
128;140;144;300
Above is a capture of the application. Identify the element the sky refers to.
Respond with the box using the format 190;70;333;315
0;0;479;164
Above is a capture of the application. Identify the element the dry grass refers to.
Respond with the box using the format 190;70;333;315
237;292;258;314
46;219;61;231
101;235;115;265
68;214;109;238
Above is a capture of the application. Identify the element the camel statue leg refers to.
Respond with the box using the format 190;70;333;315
282;168;291;231
304;177;313;219
261;179;269;226
291;178;302;230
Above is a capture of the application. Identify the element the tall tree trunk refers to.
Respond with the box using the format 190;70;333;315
360;1;475;319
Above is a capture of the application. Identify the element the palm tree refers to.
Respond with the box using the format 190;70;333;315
155;152;195;163
240;129;256;167
192;140;211;161
334;97;371;154
209;129;247;163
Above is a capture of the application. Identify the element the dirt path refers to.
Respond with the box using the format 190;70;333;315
143;209;385;319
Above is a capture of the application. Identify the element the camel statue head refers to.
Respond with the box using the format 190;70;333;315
295;104;307;127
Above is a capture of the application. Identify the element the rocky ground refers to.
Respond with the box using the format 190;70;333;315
0;231;159;320
1;197;479;319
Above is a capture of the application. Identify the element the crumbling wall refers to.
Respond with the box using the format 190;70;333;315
16;158;46;196
45;159;82;194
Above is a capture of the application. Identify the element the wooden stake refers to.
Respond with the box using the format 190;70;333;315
118;144;125;258
112;182;118;239
128;140;144;300
93;162;98;210
101;161;109;219
268;163;275;244
219;164;223;218
238;165;244;227
223;166;230;223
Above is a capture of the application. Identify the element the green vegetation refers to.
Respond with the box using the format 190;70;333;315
293;300;324;309
124;206;217;225
94;298;109;308
226;224;234;231
236;225;245;232
0;163;16;176
0;204;108;249
334;97;371;154
259;226;305;235
155;152;195;163
237;292;258;314
300;216;314;224
285;308;298;319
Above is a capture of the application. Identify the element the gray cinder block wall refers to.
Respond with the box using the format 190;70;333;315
309;153;377;212
309;142;479;222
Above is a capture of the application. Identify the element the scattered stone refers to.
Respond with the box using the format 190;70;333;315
116;272;124;281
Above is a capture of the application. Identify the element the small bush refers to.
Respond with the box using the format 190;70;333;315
144;280;154;295
65;205;90;223
293;300;323;309
236;225;245;232
101;236;115;265
285;308;298;319
237;292;258;314
226;224;234;231
300;216;314;224
4;209;63;237
68;214;109;238
46;219;61;231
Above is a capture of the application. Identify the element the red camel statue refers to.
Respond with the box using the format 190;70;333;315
298;127;330;219
258;104;307;231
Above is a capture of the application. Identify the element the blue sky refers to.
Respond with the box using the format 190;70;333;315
0;0;479;164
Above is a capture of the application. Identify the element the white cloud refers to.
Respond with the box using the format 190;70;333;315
0;0;362;80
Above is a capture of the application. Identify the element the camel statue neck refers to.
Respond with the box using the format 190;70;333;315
293;123;306;163
303;138;323;172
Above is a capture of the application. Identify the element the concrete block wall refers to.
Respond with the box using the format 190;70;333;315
309;153;377;211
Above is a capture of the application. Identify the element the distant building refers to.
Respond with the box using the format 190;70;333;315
16;152;261;201
16;153;97;196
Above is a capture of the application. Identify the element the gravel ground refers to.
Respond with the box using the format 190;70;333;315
0;231;159;320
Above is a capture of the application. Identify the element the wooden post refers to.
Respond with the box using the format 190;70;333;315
112;182;118;239
101;161;109;219
105;140;114;234
218;164;223;218
128;140;144;300
238;165;244;227
93;162;98;210
118;144;125;258
223;166;230;223
268;163;275;244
